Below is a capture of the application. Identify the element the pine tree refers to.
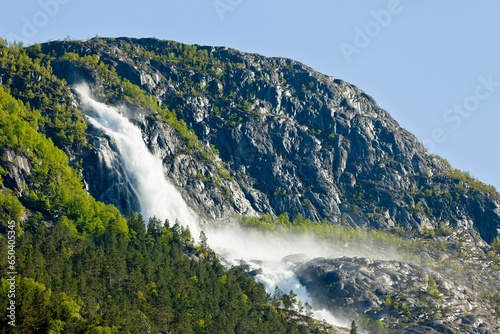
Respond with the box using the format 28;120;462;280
199;230;208;250
147;216;163;238
350;320;358;334
304;302;313;317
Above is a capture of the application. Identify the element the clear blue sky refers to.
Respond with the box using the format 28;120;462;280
2;0;500;190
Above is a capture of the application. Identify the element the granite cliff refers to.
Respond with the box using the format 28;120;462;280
40;37;500;245
1;37;499;333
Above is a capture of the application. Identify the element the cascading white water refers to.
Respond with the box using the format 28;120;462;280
205;225;350;326
75;84;199;237
75;84;347;328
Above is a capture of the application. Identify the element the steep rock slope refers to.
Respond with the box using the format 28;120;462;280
294;256;497;333
37;37;500;245
1;37;499;333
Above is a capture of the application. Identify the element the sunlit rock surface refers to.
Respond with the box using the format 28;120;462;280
27;37;500;333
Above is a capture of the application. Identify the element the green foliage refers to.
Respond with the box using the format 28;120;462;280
301;199;314;210
0;44;88;150
431;154;452;169
0;214;314;333
0;189;24;222
60;52;100;67
241;100;252;113
350;320;358;334
0;87;126;235
357;316;388;334
238;212;411;250
447;169;497;197
0;276;86;333
310;128;322;136
274;187;288;197
413;201;425;213
384;295;411;317
491;237;500;253
436;221;453;237
480;289;500;316
427;276;441;299
422;226;435;238
0;76;318;331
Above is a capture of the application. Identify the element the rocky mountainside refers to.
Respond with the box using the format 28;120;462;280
39;37;500;243
295;256;496;333
1;37;499;333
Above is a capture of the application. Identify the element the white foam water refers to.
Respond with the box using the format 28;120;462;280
75;84;199;237
75;83;346;328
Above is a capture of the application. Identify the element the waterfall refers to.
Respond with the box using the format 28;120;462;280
75;84;346;328
75;84;199;237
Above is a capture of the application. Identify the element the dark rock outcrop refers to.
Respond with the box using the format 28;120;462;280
2;149;32;197
8;37;495;333
294;257;499;333
39;37;500;246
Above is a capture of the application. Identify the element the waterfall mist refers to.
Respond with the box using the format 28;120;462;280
75;84;200;237
75;83;358;328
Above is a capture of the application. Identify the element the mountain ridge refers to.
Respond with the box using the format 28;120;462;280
38;37;499;244
1;37;499;333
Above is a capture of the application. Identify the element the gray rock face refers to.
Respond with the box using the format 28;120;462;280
140;114;257;221
81;131;140;217
43;37;500;244
77;97;256;222
294;257;499;334
2;149;32;196
15;37;498;333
